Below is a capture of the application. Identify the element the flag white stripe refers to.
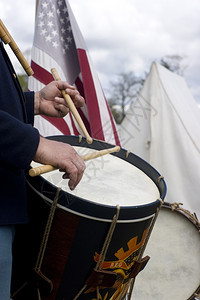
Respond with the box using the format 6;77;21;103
31;47;69;83
34;116;63;137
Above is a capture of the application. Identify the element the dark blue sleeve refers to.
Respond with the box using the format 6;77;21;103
0;110;40;170
0;40;40;171
24;91;35;125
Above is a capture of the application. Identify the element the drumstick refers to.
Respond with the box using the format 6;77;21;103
29;145;120;177
0;19;34;76
51;68;93;144
0;23;10;44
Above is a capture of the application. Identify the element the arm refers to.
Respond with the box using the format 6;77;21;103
24;81;86;189
0;110;39;170
24;91;35;125
0;109;85;189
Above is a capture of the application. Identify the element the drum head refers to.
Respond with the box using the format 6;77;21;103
131;203;200;300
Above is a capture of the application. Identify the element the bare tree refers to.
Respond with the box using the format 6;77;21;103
107;55;186;124
107;72;145;124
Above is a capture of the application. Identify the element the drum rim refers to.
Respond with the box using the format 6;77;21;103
27;135;167;221
162;201;200;231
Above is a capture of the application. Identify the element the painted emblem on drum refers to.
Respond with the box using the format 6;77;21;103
85;227;149;299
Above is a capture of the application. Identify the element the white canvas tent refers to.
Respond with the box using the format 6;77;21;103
120;62;200;299
120;61;200;218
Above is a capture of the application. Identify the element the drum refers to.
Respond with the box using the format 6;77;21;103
131;202;200;300
11;135;166;300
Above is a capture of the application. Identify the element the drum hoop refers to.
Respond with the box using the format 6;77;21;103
26;179;157;224
161;202;200;300
162;202;200;231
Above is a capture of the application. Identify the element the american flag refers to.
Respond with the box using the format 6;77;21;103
29;0;120;146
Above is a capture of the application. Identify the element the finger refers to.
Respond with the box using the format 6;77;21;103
58;161;77;190
65;89;85;107
55;93;84;109
54;97;69;114
67;164;79;190
54;102;70;117
61;158;85;190
55;81;75;91
62;173;69;179
55;97;68;106
72;158;86;188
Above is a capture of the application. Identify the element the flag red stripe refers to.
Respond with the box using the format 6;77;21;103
75;76;85;98
69;114;79;135
77;108;91;134
42;116;71;135
75;77;91;134
31;61;54;85
105;101;121;146
77;49;105;141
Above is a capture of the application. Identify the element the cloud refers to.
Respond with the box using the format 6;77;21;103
70;0;200;94
1;0;200;102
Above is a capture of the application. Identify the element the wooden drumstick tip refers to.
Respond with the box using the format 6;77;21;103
26;66;34;76
29;165;56;177
114;146;120;152
86;137;93;144
51;68;60;80
29;168;40;177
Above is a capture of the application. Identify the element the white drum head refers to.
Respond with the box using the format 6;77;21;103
131;204;200;300
32;146;160;207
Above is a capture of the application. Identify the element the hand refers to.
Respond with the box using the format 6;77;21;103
34;136;86;190
34;81;85;117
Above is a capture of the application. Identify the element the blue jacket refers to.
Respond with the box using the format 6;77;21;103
0;41;40;225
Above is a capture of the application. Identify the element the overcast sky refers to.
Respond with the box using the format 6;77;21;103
0;0;200;103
